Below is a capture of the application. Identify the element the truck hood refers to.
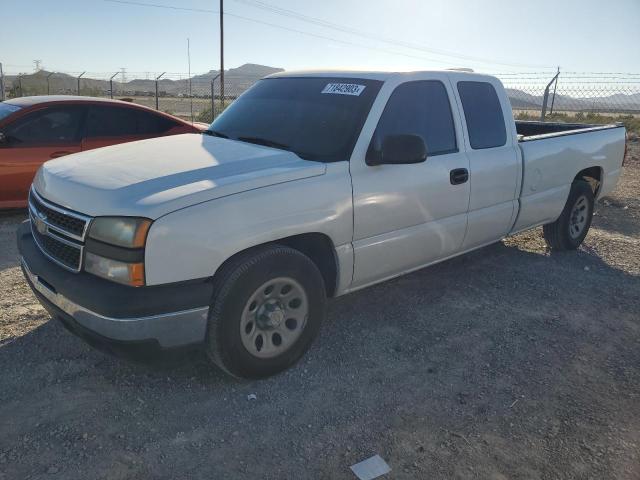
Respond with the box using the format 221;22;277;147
33;134;326;219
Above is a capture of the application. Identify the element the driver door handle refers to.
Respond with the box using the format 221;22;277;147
450;168;469;185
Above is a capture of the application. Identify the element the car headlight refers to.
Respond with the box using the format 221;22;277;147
84;217;151;287
88;217;151;248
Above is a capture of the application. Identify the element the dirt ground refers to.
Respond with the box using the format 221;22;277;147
1;144;639;480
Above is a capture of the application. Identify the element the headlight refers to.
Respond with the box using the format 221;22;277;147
84;252;145;287
84;217;151;286
88;217;151;248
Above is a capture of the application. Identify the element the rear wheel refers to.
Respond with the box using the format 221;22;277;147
543;180;594;251
205;245;327;378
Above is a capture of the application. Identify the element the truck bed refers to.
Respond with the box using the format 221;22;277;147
516;120;622;141
511;122;626;234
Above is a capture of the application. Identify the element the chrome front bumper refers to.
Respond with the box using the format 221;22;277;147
21;257;209;348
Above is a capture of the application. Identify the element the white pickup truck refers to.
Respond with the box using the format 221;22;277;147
18;70;626;378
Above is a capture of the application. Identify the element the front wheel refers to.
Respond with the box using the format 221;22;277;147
205;245;327;378
543;180;594;251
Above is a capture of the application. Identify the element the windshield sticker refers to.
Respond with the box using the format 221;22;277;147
321;83;366;96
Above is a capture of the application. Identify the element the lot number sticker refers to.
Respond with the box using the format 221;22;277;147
321;83;366;96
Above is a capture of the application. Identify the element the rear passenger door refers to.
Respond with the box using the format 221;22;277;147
452;78;521;249
350;76;470;288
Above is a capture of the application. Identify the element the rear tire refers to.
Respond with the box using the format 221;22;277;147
543;180;594;251
205;245;327;378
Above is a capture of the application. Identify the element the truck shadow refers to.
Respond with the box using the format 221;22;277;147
593;196;640;237
1;236;638;390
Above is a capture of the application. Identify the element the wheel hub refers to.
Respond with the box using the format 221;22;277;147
239;277;309;359
256;300;285;329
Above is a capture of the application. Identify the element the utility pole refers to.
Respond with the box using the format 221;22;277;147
120;68;127;84
33;59;42;72
220;0;224;109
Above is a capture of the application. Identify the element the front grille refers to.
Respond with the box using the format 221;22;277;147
32;226;82;271
28;189;91;272
29;191;88;238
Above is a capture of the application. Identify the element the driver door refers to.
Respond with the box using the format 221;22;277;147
350;76;470;288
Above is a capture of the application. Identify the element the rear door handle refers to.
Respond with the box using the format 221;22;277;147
50;151;71;158
450;168;469;185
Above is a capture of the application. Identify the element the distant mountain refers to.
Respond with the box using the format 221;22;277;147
3;66;640;112
505;88;640;112
3;63;284;97
190;63;283;83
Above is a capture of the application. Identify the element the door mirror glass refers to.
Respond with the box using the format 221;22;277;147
367;134;427;166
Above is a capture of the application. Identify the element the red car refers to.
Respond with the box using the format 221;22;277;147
0;96;205;209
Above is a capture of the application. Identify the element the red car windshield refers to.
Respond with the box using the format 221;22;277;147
0;102;22;122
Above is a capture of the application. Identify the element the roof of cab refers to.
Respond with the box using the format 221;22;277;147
265;69;491;81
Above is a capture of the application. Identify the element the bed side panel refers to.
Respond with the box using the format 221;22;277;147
512;127;625;232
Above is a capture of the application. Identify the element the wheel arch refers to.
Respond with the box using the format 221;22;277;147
574;166;603;197
211;232;339;298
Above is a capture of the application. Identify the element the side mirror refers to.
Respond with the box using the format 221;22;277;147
366;134;427;166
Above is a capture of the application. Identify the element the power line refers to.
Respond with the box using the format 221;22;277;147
232;0;549;69
102;0;542;69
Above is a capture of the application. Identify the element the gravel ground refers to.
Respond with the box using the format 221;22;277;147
1;143;639;479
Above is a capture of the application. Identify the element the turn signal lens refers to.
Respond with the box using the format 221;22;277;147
84;252;145;287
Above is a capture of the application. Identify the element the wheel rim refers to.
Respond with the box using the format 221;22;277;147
569;194;589;239
239;277;309;359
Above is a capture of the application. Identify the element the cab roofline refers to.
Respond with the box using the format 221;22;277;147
264;69;493;82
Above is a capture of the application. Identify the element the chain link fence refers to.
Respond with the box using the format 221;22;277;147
496;71;640;133
0;68;248;124
2;66;639;133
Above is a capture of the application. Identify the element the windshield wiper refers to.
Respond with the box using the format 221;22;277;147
203;129;229;138
236;136;291;151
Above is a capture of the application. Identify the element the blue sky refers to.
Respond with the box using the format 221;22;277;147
1;0;638;77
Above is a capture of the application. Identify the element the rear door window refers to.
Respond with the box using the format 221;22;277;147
457;81;507;149
4;106;84;145
86;106;181;138
370;80;457;156
86;106;138;138
136;110;182;135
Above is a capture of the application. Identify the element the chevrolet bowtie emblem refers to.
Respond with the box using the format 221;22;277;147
34;211;48;235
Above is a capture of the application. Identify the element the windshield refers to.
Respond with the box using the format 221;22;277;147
0;103;22;122
208;77;383;162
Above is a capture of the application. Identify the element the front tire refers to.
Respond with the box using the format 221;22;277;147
543;180;594;251
205;245;327;378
